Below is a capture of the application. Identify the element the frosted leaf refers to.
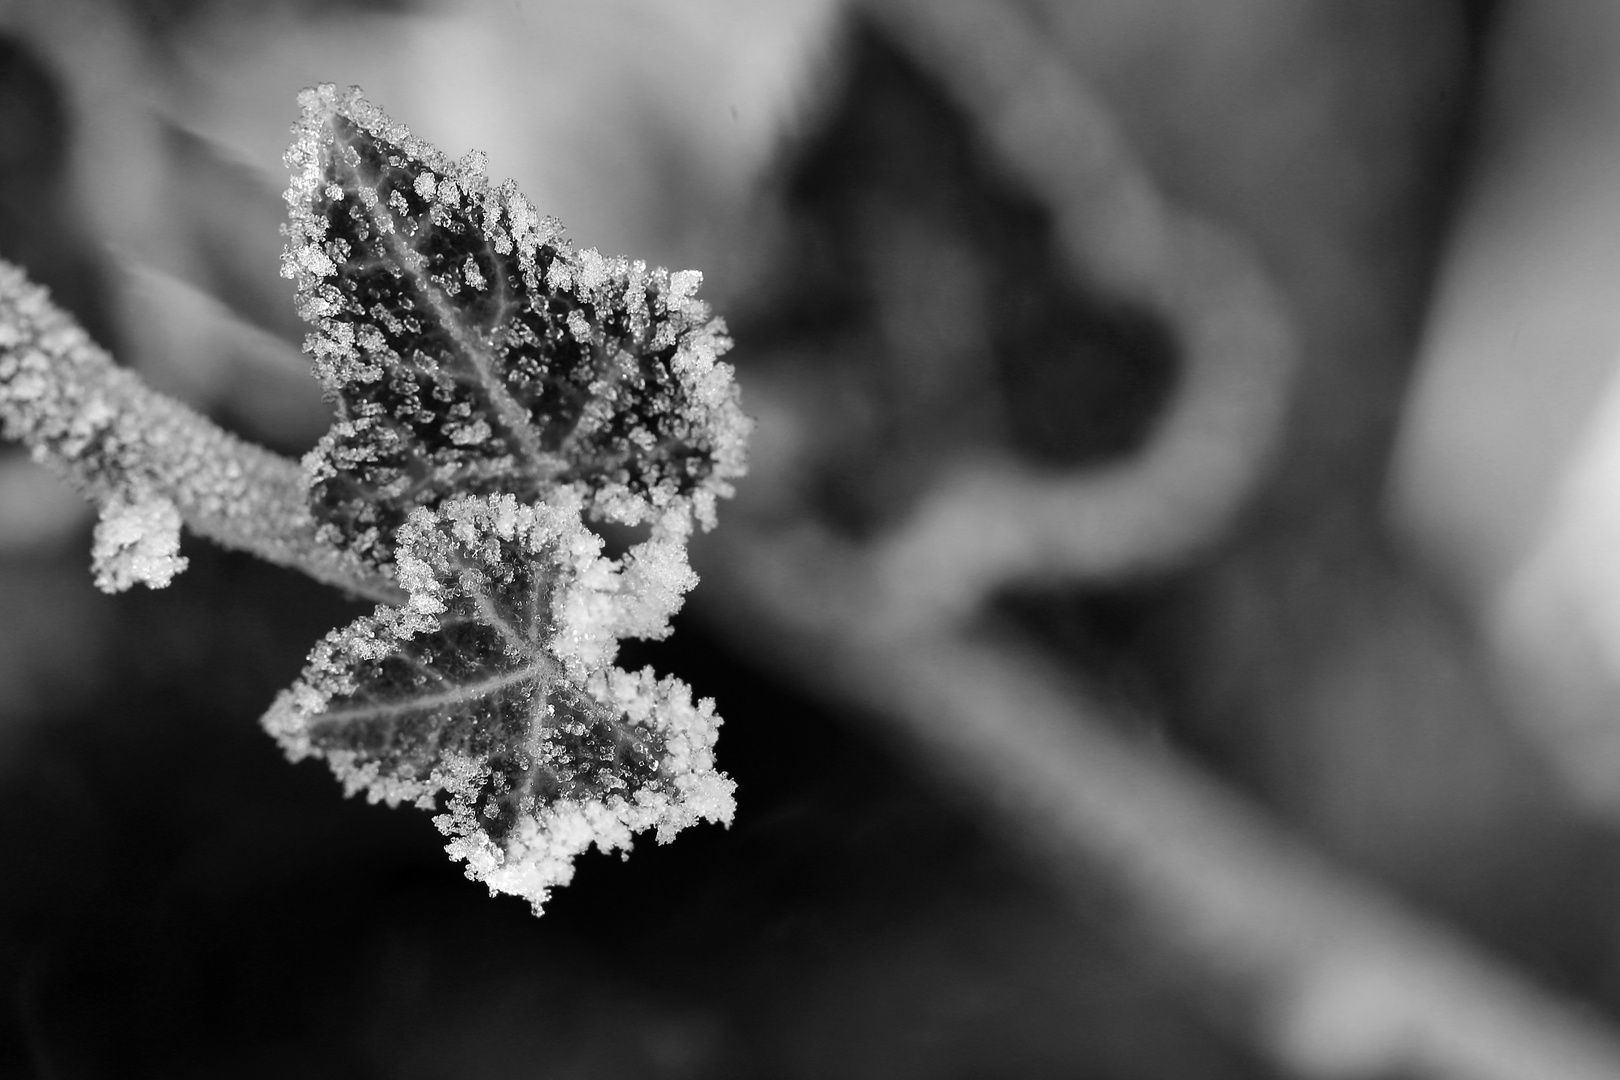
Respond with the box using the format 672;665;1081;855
282;84;750;569
91;489;187;592
262;492;732;914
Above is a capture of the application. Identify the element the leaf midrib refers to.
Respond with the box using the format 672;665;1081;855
318;658;551;724
331;124;568;486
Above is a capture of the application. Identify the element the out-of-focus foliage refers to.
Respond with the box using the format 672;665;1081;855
1392;0;1620;818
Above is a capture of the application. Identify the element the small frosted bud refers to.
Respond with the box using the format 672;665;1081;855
91;490;188;592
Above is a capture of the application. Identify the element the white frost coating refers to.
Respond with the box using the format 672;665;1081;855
463;668;733;910
280;84;751;542
266;85;747;912
0;259;395;603
614;509;699;641
263;492;733;915
91;490;188;592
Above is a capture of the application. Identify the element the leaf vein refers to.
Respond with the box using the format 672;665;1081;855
320;659;551;724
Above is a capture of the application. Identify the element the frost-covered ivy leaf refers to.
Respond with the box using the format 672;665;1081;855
281;84;749;568
262;492;732;913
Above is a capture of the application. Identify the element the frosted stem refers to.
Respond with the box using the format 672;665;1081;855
0;259;400;604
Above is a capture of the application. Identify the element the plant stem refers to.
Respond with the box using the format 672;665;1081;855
0;259;402;605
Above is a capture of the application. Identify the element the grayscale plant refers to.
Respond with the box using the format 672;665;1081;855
0;84;750;915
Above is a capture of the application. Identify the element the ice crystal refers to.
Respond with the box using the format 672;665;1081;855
264;492;732;913
281;84;750;569
91;489;187;592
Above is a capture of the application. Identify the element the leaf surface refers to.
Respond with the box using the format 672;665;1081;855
264;492;733;913
266;86;746;912
281;84;749;568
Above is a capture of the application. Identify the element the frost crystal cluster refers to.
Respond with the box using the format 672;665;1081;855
0;83;749;915
269;85;747;912
264;491;732;910
281;84;746;568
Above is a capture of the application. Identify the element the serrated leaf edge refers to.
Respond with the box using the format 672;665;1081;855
261;491;731;913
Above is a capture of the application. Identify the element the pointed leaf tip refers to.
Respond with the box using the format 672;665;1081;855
282;85;750;570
